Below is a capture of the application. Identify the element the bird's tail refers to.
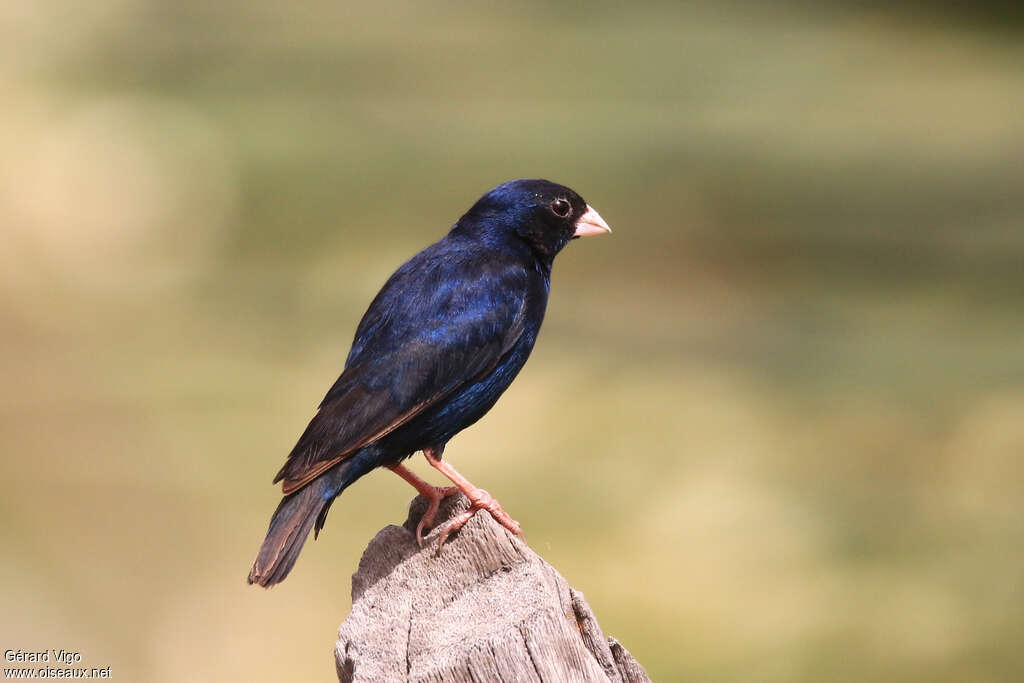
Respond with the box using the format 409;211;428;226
248;462;353;588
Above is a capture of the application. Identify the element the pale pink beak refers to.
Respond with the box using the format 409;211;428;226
573;205;612;238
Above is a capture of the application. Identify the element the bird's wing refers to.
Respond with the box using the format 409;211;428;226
274;252;530;495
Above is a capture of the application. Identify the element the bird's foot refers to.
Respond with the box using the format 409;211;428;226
416;485;460;548
386;463;462;547
437;488;522;549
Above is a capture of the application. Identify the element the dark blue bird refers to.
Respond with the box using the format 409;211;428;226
248;178;611;587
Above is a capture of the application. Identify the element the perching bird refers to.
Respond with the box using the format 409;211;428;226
248;178;611;587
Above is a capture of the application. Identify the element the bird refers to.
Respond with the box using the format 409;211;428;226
248;178;611;587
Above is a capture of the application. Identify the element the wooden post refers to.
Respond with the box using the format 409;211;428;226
335;494;651;683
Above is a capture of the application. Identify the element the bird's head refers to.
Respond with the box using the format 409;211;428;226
455;178;611;263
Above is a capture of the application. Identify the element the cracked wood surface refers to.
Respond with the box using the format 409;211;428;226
335;494;651;683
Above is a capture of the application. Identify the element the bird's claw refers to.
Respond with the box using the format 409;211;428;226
415;486;460;548
436;488;522;550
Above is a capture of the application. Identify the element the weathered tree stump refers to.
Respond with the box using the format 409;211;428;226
335;493;651;683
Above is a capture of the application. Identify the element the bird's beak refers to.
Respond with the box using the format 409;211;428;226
573;205;612;238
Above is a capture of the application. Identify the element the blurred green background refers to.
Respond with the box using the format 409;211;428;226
3;1;1023;681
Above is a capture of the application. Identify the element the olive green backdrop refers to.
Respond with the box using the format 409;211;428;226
2;1;1023;681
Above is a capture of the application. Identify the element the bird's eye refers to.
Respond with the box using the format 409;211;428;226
551;198;571;218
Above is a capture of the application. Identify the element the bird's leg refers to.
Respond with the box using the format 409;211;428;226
386;463;459;547
422;447;522;548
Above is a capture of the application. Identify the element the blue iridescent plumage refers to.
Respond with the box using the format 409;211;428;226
248;178;610;586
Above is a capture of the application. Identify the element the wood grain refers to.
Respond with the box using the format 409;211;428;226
335;494;651;683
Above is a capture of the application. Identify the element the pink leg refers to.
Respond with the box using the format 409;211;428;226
386;463;459;547
422;447;522;548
